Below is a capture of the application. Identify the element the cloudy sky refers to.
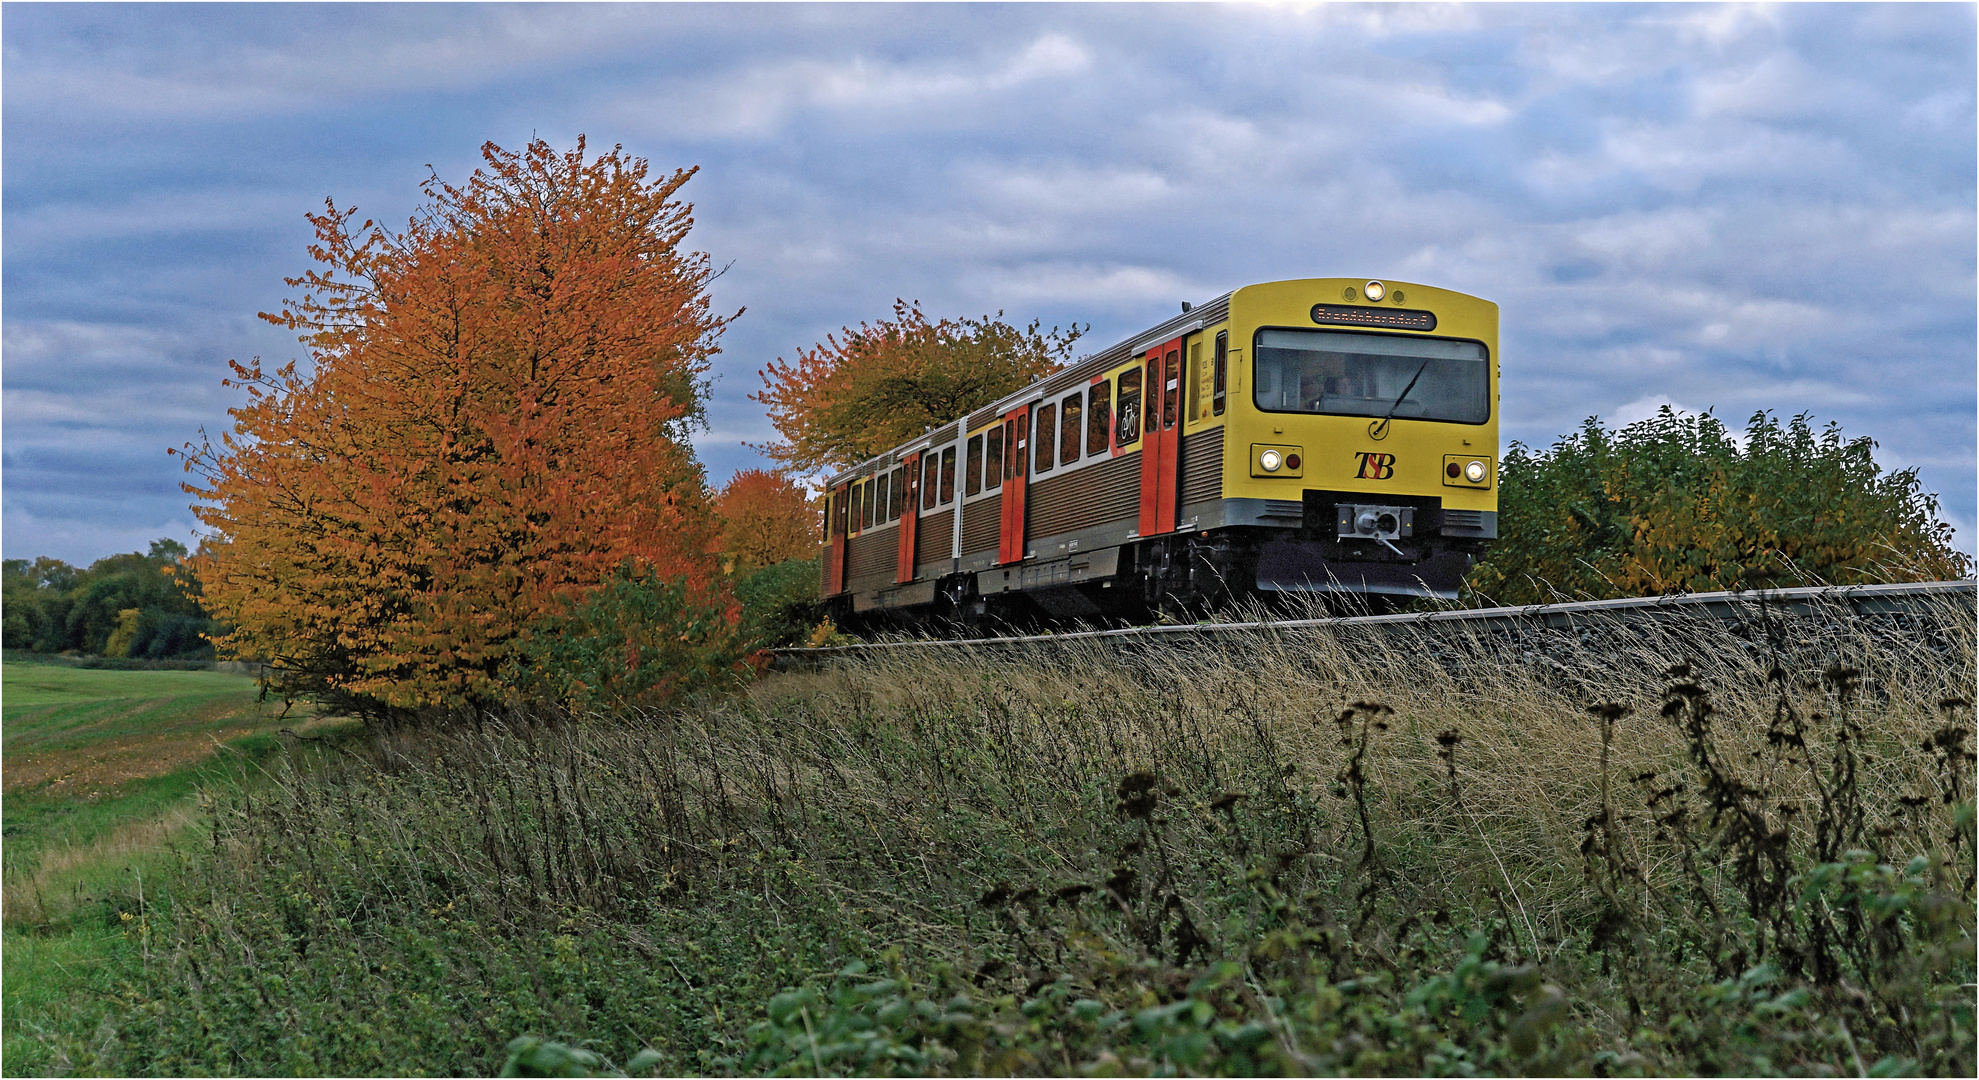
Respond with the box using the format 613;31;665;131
5;2;1974;565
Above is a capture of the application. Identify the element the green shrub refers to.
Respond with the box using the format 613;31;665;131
739;936;1590;1077
523;566;748;712
1469;408;1971;604
497;1035;661;1077
733;556;823;651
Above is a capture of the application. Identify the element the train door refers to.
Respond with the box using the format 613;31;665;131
1137;338;1184;537
827;481;849;594
895;452;920;583
997;405;1031;564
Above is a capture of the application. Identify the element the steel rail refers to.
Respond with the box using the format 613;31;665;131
776;579;1976;663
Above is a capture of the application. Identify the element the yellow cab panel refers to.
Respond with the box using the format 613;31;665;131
1218;278;1499;516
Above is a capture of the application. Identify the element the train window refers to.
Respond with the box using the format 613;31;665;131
889;467;904;520
1213;331;1227;416
966;434;983;497
1189;341;1204;420
1087;380;1111;455
849;483;864;535
940;446;956;503
984;426;1004;491
1116;368;1142;445
1144;357;1162;437
1034;403;1056;473
875;473;889;523
1254;329;1488;423
1059;393;1081;465
921;454;938;511
1155;346;1171;427
867;478;880;530
833;491;847;537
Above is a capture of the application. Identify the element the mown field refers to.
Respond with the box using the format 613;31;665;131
4;599;1974;1077
0;659;351;1074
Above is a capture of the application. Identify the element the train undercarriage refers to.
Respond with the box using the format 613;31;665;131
830;523;1489;637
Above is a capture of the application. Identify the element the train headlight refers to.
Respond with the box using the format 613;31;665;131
1363;280;1386;302
1260;449;1283;472
1442;453;1494;488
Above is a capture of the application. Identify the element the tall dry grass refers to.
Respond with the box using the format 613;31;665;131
2;805;199;930
53;590;1975;1076
767;593;1970;939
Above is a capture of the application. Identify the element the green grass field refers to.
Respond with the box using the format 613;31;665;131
4;662;269;872
1;658;345;1075
3;663;248;707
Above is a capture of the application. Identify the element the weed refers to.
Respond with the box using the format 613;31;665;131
17;590;1973;1075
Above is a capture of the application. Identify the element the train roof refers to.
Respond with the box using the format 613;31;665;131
820;289;1233;488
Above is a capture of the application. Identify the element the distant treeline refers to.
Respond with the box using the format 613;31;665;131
2;539;219;660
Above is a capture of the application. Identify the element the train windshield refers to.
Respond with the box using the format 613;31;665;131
1253;329;1488;424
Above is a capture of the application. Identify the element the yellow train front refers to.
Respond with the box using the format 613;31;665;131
820;277;1499;629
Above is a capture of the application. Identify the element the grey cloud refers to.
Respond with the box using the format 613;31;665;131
5;2;1972;564
4;189;301;253
1;509;206;566
620;33;1095;140
4;5;735;120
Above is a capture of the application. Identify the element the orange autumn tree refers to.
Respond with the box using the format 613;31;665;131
178;137;734;718
753;300;1084;473
713;468;818;575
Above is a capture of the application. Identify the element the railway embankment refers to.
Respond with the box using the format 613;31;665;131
779;579;1975;677
16;580;1969;1076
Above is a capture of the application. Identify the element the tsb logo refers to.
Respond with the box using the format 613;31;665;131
1355;452;1396;480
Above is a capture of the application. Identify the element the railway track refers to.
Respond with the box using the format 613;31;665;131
774;579;1976;667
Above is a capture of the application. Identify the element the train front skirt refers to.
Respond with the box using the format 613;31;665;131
1252;540;1473;600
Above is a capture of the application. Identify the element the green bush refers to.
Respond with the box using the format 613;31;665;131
0;650;216;671
523;566;748;712
1469;408;1971;604
739;937;1590;1078
733;556;823;651
499;1035;661;1077
521;557;823;714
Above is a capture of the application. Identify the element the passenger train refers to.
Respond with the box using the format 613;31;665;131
817;277;1499;630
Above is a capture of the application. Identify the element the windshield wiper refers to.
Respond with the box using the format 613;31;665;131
1368;359;1431;440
